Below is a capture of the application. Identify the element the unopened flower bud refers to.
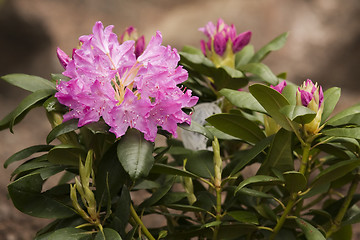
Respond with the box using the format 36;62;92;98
120;26;145;58
199;18;251;68
296;79;324;134
270;80;287;94
56;47;71;69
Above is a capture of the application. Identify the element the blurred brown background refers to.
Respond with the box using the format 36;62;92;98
0;0;359;239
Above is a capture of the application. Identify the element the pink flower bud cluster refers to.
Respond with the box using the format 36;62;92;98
55;21;198;142
296;79;324;134
199;18;252;57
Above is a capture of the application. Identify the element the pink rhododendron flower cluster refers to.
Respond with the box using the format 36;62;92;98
55;21;198;142
199;18;251;67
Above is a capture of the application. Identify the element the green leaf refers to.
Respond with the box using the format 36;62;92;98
322;127;360;140
283;171;307;193
235;45;255;68
238;62;278;85
311;159;360;187
11;156;52;178
140;177;175;207
236;187;273;198
206;113;266;144
48;145;86;166
8;173;75;219
117;129;154;180
249;84;294;131
295;218;325;240
257;129;293;175
235;175;283;194
1;89;56;132
4;145;53;168
227;211;259;225
230;135;273;176
212;66;248;90
47;119;79;144
219;88;266;113
326;103;360;126
95;228;122;240
186;150;214;179
321;87;341;124
1;73;55;92
34;227;91;240
150;163;200;179
250;32;289;63
280;105;316;124
96;144;127;203
164;204;207;212
179;120;213;140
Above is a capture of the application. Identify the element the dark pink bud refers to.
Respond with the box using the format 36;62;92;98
270;80;287;93
299;89;313;107
213;32;227;56
56;47;71;69
232;31;252;53
135;35;145;58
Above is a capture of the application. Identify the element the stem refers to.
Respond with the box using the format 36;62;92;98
212;187;222;240
269;194;297;240
299;142;311;175
326;176;359;238
130;204;155;240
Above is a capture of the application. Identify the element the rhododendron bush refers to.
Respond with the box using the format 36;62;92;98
1;19;360;240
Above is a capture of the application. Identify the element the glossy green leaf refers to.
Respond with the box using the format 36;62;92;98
250;32;289;63
207;113;266;144
322;127;360;140
117;129;154;180
235;45;255;68
150;163;200;179
185;150;214;178
219;88;266;113
238;62;278;85
321;87;341;124
257;129;293;175
179;120;213;140
47;119;79;144
249;84;295;131
326;103;360;126
1;73;55;92
140;177;175;207
48;145;86;166
43;96;66;113
279;105;316;124
205;126;238;140
11;156;52;178
235;175;283;193
295;218;325;240
96;144;127;203
8;173;75;219
212;66;248;90
282;82;298;105
95;228;122;240
34;227;91;240
230;135;273;176
311;159;360;188
283;171;307;193
4;145;53;168
164;204;207;212
236;187;273;198
2;89;56;132
227;210;259;224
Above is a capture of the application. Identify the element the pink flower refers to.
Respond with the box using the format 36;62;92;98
55;21;198;142
270;80;287;94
